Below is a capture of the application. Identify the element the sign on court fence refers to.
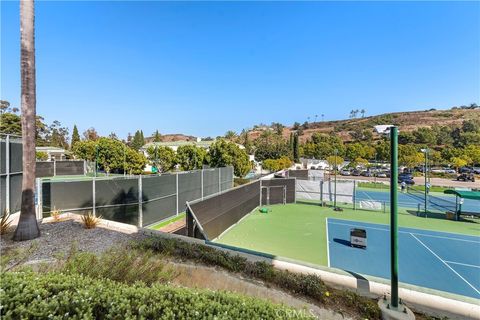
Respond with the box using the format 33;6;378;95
0;134;23;215
39;166;234;227
295;177;355;205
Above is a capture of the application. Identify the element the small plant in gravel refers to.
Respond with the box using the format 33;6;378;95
80;212;101;229
0;209;12;235
50;207;61;222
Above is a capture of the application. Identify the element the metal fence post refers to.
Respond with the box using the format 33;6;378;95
138;175;143;227
320;180;324;206
201;169;204;200
36;178;43;220
92;177;96;217
218;167;221;193
5;135;10;213
83;160;87;176
176;172;179;215
353;180;356;210
53;160;57;177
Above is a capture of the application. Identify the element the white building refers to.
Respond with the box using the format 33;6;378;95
36;146;68;161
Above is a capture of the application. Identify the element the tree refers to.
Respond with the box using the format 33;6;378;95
14;0;40;241
326;155;344;170
0;112;22;135
72;138;147;174
83;127;99;141
130;130;145;151
262;156;292;172
176;145;206;171
413;127;436;145
271;122;285;135
450;157;468;170
47;120;69;149
71;125;80;148
152;130;162;142
146;145;176;172
293;133;300;163
292;122;301;130
254;131;290;161
461;119;480;133
36;151;48;161
207;140;251;177
360;109;366;118
224;130;237;141
462;145;480;165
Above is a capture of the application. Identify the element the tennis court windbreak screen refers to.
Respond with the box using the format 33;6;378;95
187;180;261;240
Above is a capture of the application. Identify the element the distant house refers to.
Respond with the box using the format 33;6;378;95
373;125;394;135
36;146;68;161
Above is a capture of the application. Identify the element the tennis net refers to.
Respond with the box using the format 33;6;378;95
407;186;457;212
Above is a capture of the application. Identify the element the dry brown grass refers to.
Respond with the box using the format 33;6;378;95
81;212;101;229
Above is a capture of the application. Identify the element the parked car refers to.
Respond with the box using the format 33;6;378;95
361;171;373;177
443;167;456;174
431;167;445;174
457;173;475;182
398;173;415;185
473;167;480;174
340;170;351;176
351;169;362;176
375;172;387;178
459;167;473;174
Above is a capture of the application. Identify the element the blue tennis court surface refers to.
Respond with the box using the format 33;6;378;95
327;218;480;299
356;189;479;213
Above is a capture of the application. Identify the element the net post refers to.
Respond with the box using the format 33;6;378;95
389;126;399;309
5;134;10;213
92;177;96;217
138;175;143;227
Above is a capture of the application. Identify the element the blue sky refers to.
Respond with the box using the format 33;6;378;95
1;1;479;139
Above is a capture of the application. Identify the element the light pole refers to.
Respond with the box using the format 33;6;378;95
334;148;338;210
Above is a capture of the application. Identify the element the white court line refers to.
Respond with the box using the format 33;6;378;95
410;233;480;296
360;190;374;200
444;260;480;269
328;221;480;244
325;217;330;268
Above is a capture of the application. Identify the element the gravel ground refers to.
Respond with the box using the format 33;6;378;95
1;219;146;264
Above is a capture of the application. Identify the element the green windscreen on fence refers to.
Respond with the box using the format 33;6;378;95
141;174;177;226
187;180;261;240
55;161;84;176
178;171;202;213
42;180;93;215
203;168;220;197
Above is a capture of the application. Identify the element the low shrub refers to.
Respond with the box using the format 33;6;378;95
137;237;382;319
0;272;313;319
49;246;176;286
50;207;61;222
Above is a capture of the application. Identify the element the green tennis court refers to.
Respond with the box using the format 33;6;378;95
214;203;480;266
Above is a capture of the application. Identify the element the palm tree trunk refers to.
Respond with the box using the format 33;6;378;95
13;0;40;241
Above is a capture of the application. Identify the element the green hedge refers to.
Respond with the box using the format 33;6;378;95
1;272;313;319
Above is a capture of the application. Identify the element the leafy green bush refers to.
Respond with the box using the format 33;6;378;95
1;271;312;319
137;237;382;319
